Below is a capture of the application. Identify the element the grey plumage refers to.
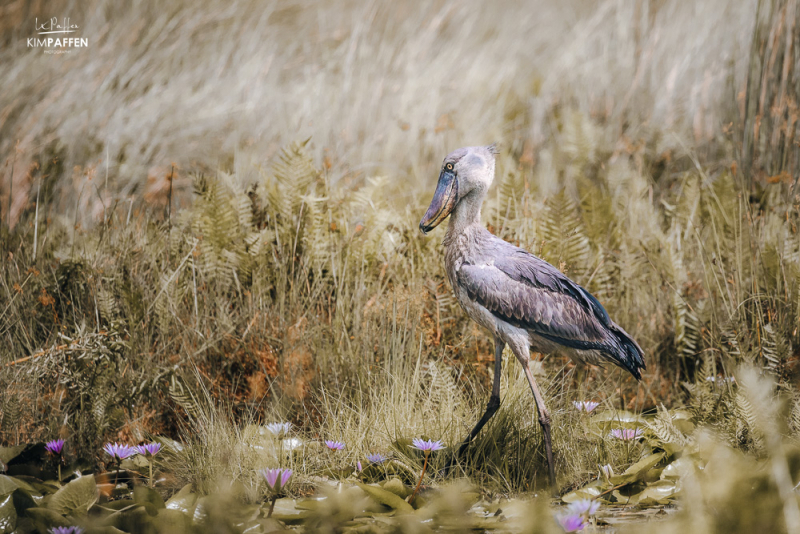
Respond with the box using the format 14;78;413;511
455;239;645;379
420;145;645;486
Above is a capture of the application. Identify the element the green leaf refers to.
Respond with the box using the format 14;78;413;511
660;456;696;479
101;499;137;512
381;478;411;498
592;410;646;427
355;482;413;513
165;484;197;515
48;474;98;516
627;479;679;505
610;452;665;485
0;446;25;465
561;481;603;503
0;477;17;496
120;455;149;470
26;508;71;531
0;493;16;534
134;486;165;511
270;499;312;525
153;508;192;534
294;499;321;510
14;475;57;498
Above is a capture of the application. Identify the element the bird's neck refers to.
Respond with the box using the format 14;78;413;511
446;190;485;238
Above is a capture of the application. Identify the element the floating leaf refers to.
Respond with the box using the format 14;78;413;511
48;474;98;516
592;410;646;427
628;479;679;505
561;481;603;503
0;447;24;466
103;499;137;511
133;486;165;516
165;484;197;515
381;478;411;498
356;482;413;512
121;455;149;470
660;456;696;479
0;477;17;496
26;508;71;531
0;493;16;534
295;499;322;510
153;508;192;533
271;498;312;525
610;453;665;486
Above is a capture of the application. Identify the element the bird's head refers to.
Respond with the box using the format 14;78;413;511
419;144;497;234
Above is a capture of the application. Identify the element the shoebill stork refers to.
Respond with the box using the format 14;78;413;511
419;145;645;486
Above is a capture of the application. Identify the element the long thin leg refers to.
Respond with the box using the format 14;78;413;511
444;337;504;473
523;359;556;487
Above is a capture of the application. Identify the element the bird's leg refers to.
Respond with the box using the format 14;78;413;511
523;358;557;488
444;338;504;474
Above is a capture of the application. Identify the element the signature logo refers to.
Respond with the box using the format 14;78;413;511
27;17;88;52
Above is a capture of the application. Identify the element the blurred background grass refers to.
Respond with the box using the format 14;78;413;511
0;0;758;224
1;0;800;512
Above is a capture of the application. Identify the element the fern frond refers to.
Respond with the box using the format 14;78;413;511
540;190;591;278
647;404;688;447
169;376;201;421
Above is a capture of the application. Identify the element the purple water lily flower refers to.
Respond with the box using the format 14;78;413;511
366;453;388;464
266;422;292;436
260;468;292;493
410;438;445;453
610;428;644;441
324;440;345;450
49;527;85;534
557;513;586;532
45;439;65;456
103;442;136;461
135;442;161;457
599;464;614;479
357;461;362;472
566;499;600;516
572;401;600;413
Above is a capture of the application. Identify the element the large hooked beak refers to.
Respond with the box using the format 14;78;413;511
419;169;458;234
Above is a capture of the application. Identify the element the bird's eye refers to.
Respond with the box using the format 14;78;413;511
445;163;454;171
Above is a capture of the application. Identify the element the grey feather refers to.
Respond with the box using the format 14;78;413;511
427;145;645;380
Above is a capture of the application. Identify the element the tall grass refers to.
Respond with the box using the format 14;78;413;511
1;0;800;503
1;0;756;227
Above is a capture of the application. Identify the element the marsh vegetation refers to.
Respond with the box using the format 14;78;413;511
1;0;800;532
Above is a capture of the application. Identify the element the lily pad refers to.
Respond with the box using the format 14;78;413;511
134;485;166;511
591;410;646;427
271;498;312;525
0;493;17;534
26;508;71;531
381;478;411;498
0;447;25;465
355;482;413;512
121;455;149;470
610;453;665;486
295;499;322;510
165;484;197;515
561;481;603;503
48;474;98;516
0;477;17;496
661;456;696;479
153;508;192;534
627;479;679;505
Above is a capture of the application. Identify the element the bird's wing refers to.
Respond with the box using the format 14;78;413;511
494;248;612;327
457;258;607;347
